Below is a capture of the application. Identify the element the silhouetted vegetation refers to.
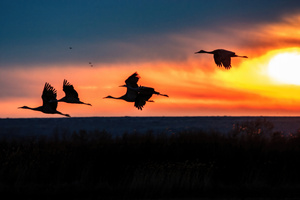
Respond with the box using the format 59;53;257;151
1;119;300;199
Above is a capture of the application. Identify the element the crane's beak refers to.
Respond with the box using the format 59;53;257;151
119;85;126;87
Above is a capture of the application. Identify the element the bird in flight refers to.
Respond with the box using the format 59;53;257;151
57;79;92;106
104;72;140;103
104;72;168;110
19;83;70;117
133;85;169;110
195;49;248;69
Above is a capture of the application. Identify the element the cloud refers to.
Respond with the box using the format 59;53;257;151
3;2;300;117
2;1;300;68
219;13;300;57
0;69;40;99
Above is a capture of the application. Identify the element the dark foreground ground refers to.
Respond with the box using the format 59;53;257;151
1;118;300;199
2;116;300;138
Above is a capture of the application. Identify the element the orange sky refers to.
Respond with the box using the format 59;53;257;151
2;13;300;118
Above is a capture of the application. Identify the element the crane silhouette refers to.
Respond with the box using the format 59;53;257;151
104;72;169;110
18;82;70;117
57;79;92;106
132;85;169;110
195;49;248;69
104;72;139;103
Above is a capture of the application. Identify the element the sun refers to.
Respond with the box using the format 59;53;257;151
268;52;300;85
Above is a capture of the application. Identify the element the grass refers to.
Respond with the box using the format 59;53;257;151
1;118;300;199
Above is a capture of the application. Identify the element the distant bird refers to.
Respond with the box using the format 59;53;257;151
57;79;92;106
104;72;168;110
69;47;72;49
195;49;248;69
19;83;70;117
89;62;93;67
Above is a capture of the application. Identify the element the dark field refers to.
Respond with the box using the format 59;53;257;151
2;116;300;138
1;117;300;199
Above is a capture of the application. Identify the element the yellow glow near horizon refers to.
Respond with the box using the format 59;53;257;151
268;52;300;85
5;46;300;118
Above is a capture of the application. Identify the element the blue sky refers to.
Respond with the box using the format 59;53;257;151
1;0;300;67
2;0;300;117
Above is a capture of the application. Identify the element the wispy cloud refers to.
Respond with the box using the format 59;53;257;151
2;2;300;117
219;13;300;57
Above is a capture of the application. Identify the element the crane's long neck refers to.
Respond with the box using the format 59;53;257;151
195;50;214;54
207;50;217;54
104;95;123;100
19;106;42;112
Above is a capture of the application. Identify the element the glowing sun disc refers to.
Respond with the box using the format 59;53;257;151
268;52;300;85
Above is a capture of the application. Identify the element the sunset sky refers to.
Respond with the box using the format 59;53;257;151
1;0;300;118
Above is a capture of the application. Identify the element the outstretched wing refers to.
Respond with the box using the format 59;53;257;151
63;79;79;99
125;72;139;88
41;82;58;110
215;49;234;69
213;53;222;67
123;72;140;101
220;57;232;69
134;87;154;110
